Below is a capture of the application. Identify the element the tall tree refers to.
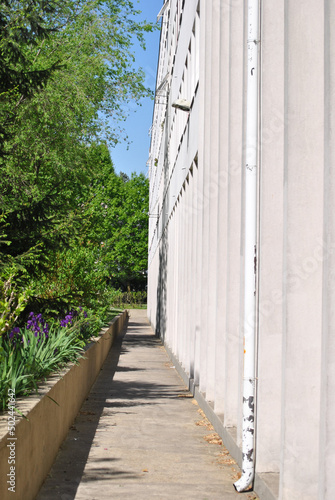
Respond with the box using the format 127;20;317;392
0;0;154;275
0;1;66;148
79;145;149;290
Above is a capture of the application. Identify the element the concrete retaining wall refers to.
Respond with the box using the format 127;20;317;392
0;310;128;500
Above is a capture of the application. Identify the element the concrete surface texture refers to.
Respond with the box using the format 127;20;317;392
36;310;257;500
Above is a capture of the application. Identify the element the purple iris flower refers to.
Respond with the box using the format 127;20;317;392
9;327;20;338
25;312;49;343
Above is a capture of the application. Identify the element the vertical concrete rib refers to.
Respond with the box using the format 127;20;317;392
224;0;244;432
194;158;202;387
256;0;284;474
319;2;335;498
205;0;220;404
199;0;211;395
182;179;189;371
189;167;196;383
214;0;230;416
281;1;324;498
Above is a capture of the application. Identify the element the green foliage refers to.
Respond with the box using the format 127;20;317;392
0;323;84;410
0;304;122;411
29;243;109;314
0;0;66;153
17;144;149;319
0;2;153;337
0;0;60;92
0;275;31;336
80;148;149;290
1;0;154;258
110;290;147;308
0;2;152;412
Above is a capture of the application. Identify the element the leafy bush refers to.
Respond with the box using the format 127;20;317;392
110;290;147;308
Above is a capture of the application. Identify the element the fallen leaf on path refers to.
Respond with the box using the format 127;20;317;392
195;409;214;430
231;471;242;482
216;456;236;465
196;419;214;430
203;433;223;445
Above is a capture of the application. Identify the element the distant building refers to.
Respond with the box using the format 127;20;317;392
147;1;335;499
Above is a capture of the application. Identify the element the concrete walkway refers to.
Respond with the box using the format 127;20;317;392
36;310;257;500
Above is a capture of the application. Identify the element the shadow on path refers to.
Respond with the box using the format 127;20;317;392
36;327;134;499
36;318;190;500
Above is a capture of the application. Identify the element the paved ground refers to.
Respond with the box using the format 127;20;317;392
36;310;258;500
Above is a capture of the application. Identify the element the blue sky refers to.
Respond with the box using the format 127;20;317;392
109;0;162;177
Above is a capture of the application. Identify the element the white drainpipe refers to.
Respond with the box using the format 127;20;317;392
234;0;260;493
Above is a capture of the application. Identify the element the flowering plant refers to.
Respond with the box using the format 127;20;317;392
0;301;115;411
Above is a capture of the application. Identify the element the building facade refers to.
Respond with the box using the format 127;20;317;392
147;1;335;498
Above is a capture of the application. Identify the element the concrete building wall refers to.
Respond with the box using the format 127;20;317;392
147;1;335;498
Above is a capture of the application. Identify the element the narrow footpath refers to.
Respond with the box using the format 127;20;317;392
36;310;257;500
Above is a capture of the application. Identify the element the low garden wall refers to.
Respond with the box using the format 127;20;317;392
0;310;128;500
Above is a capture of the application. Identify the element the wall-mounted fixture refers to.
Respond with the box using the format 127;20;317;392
172;98;191;111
